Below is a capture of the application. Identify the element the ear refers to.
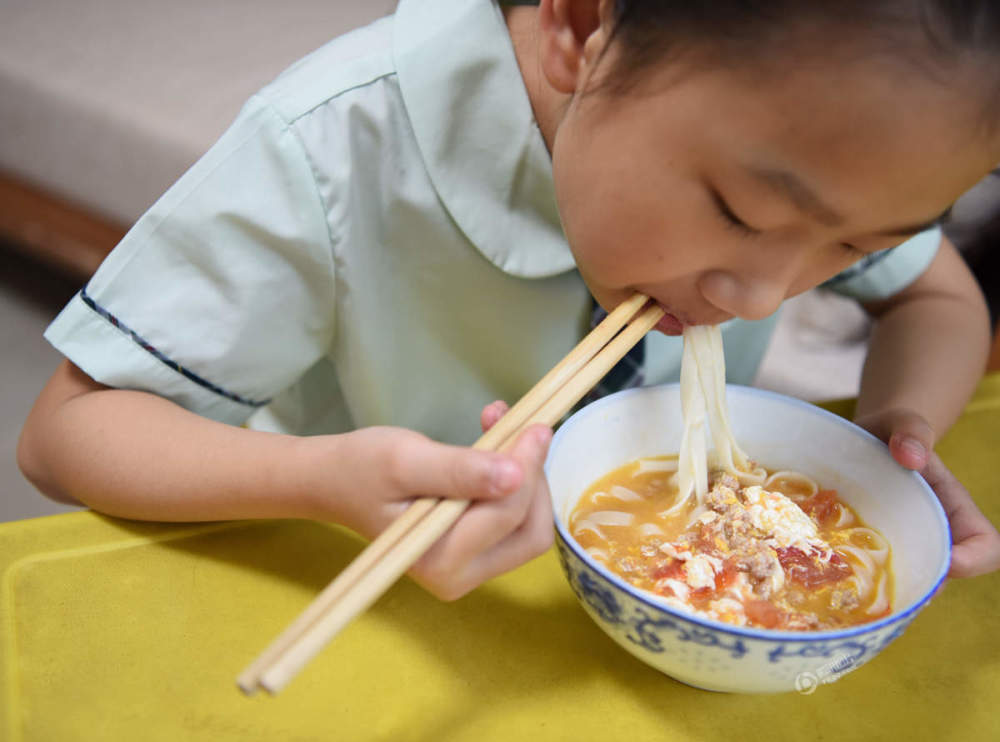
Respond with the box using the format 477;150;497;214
538;0;615;94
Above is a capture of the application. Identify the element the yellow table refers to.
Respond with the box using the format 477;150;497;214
3;375;999;742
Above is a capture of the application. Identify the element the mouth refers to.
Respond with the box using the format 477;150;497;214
648;299;697;336
653;310;685;336
598;291;728;336
649;301;729;336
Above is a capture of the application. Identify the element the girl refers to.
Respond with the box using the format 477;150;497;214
18;0;1000;599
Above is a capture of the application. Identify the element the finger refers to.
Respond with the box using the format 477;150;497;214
854;409;934;470
480;400;510;433
387;432;523;502
922;451;976;522
886;413;934;470
418;460;555;600
451;477;555;597
411;425;552;595
920;450;960;503
950;530;1000;578
922;453;1000;578
434;425;551;554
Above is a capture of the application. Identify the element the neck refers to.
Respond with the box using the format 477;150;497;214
503;5;567;154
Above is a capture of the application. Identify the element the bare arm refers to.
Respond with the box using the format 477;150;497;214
18;360;319;521
17;361;556;599
855;236;1000;578
857;237;990;442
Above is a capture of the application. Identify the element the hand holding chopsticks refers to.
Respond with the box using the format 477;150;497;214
238;293;663;694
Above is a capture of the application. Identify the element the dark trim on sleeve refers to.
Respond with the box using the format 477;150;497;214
78;286;271;408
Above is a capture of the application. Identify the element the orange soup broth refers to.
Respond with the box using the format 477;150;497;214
569;456;893;631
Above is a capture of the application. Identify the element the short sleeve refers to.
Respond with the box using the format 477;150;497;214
44;95;337;425
821;228;940;302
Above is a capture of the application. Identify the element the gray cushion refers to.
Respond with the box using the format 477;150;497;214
0;0;394;225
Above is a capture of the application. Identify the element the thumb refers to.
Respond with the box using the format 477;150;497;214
390;433;524;501
886;412;935;471
502;423;554;470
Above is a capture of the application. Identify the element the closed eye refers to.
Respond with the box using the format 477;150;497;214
710;189;761;237
839;242;866;258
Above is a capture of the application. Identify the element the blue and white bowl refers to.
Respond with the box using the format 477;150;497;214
545;384;951;694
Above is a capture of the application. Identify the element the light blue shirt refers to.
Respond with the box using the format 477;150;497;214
44;0;939;444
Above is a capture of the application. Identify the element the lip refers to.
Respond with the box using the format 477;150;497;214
654;311;685;335
650;301;698;335
648;300;731;334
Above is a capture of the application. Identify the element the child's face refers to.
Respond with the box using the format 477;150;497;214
549;55;1000;333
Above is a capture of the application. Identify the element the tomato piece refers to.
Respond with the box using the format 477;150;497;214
714;560;739;592
744;599;786;629
800;489;840;526
689;586;713;605
777;547;851;587
654;581;677;598
686;560;739;607
649;558;684;581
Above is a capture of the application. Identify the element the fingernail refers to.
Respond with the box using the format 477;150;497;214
491;460;521;494
898;435;926;460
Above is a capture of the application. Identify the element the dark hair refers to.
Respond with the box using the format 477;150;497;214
599;1;1000;125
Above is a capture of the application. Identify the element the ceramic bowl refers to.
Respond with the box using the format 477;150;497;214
545;383;950;693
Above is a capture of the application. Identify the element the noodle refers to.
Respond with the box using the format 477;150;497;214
867;573;890;616
677;326;763;512
765;470;819;497
609;485;643;502
638;522;665;538
844;527;891;564
635;458;679;475
831;503;854;528
586;547;611;563
836;544;877;601
566;326;894;630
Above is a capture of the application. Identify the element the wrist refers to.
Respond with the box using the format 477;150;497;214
281;431;355;523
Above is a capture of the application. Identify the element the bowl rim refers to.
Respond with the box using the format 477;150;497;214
548;382;952;643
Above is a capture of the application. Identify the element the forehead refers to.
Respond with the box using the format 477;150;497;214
596;54;1000;226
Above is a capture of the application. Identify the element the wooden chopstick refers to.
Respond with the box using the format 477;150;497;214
239;295;664;694
236;293;648;694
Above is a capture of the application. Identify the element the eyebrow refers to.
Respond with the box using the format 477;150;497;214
748;167;845;227
747;166;948;238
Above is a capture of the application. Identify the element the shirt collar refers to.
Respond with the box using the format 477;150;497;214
393;0;575;278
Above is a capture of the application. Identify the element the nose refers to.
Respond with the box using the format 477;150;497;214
697;269;792;322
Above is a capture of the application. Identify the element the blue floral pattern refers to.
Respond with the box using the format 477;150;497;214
556;535;916;673
558;540;749;658
626;607;748;658
576;570;624;625
767;615;915;665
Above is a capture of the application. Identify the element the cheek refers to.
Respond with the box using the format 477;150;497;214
552;159;713;284
699;246;862;314
551;120;670;261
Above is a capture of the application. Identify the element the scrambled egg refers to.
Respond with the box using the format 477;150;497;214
741;486;828;553
655;484;835;625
